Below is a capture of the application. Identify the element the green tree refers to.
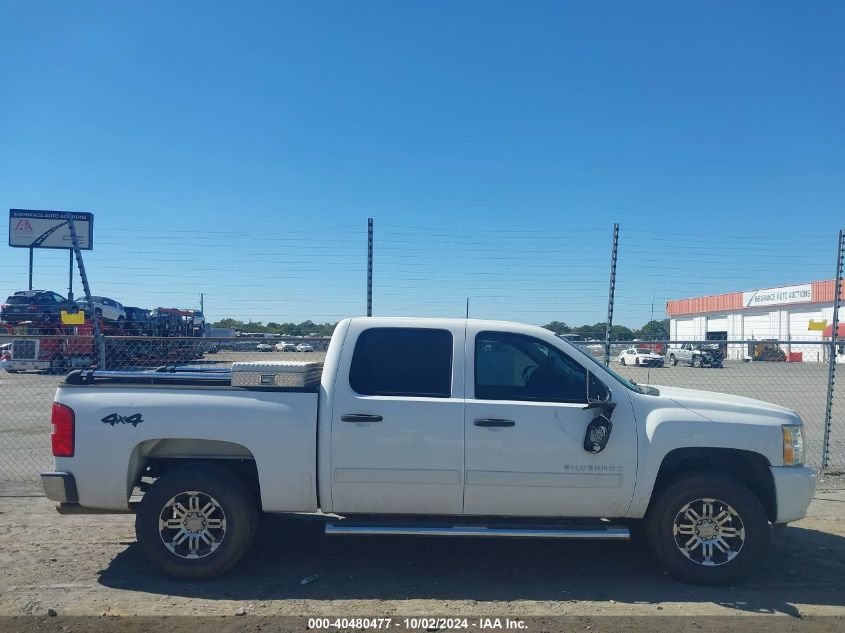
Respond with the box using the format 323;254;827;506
635;319;670;340
542;321;571;335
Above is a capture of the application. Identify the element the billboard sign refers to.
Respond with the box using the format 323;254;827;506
742;283;812;309
8;209;93;250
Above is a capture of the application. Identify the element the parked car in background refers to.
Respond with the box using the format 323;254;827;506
296;342;315;352
618;346;664;367
275;341;297;352
668;343;723;368
1;290;77;325
256;343;274;352
123;307;152;335
76;296;126;327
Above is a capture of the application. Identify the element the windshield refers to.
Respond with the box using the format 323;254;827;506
566;341;644;394
636;348;654;354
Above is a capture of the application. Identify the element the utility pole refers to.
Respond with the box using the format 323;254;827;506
604;223;620;366
367;218;373;317
200;293;204;314
28;248;33;290
821;228;844;470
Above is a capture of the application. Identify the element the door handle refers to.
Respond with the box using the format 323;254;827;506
341;414;383;423
473;418;515;427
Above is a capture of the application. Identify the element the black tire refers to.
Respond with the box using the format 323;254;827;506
670;354;677;366
41;311;53;325
645;473;768;585
117;316;125;329
620;358;626;366
692;355;702;368
135;462;259;579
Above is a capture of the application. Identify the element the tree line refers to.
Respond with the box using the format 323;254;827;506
210;318;670;341
210;319;337;337
542;319;670;341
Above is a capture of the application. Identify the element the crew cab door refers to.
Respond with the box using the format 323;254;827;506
463;325;637;517
330;322;466;515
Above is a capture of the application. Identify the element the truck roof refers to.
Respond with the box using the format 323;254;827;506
344;316;547;331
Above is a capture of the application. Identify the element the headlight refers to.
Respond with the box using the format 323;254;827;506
782;425;804;466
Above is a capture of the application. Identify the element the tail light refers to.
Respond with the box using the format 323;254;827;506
51;402;75;457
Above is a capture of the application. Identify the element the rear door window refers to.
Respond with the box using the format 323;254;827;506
349;328;453;398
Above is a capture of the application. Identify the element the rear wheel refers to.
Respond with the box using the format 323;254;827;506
135;462;259;579
645;473;768;585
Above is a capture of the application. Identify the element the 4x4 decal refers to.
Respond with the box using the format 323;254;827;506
101;413;143;427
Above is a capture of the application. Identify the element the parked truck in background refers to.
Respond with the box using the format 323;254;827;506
667;343;723;368
41;317;815;585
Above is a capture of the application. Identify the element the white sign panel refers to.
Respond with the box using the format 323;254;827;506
743;283;812;308
9;209;93;250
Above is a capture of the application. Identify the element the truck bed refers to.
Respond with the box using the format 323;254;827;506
54;367;321;513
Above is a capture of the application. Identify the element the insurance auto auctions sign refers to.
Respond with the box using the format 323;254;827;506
743;283;812;308
8;209;93;250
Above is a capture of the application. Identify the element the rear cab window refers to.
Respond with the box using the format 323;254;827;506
350;327;453;397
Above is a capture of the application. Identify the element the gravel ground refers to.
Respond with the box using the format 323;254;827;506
0;492;844;619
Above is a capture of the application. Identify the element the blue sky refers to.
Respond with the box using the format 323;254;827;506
1;2;843;326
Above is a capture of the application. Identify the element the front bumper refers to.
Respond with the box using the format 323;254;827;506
41;472;78;504
770;466;817;524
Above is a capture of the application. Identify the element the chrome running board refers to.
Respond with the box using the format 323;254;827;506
324;523;630;540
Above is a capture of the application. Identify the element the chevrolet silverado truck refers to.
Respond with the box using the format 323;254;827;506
41;317;816;585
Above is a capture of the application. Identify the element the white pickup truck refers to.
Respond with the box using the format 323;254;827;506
41;317;816;585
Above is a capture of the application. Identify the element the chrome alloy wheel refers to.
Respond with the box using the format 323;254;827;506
672;497;745;566
159;491;227;559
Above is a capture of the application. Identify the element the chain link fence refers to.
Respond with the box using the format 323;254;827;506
1;331;842;488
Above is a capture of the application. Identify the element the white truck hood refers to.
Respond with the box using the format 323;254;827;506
652;385;800;427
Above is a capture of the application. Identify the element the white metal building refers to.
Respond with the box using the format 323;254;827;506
667;280;844;362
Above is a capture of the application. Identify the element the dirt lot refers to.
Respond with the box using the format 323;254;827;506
1;492;844;620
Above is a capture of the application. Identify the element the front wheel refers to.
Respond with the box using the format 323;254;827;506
645;473;768;585
692;355;702;368
620;358;626;366
670;354;677;366
634;358;640;366
135;462;259;579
